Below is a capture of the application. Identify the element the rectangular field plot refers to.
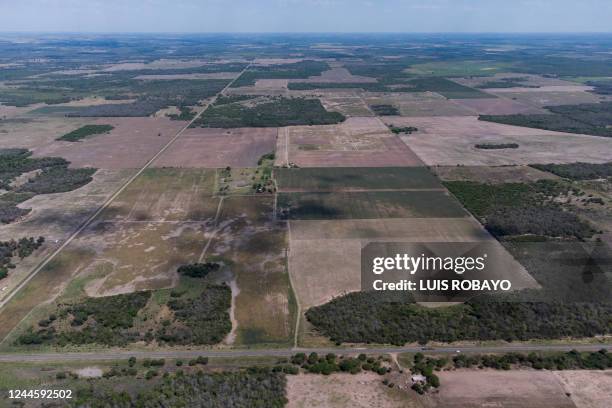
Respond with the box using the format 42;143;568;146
363;92;475;117
102;168;218;221
153;127;278;168
31;117;185;169
276;117;424;167
275;167;442;192
386;116;612;165
278;191;466;220
208;195;294;346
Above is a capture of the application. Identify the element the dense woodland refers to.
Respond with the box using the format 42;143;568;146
58;124;115;142
0;236;44;279
194;96;345;127
0;149;95;223
531;162;612;180
306;291;611;345
70;369;287;408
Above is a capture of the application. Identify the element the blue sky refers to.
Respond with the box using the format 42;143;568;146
1;0;612;33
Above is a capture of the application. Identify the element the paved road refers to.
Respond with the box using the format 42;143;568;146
1;344;610;363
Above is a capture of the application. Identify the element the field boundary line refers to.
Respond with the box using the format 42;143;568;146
0;63;253;332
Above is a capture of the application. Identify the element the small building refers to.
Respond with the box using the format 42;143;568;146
411;374;426;384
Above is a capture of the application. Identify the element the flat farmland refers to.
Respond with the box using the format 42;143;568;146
288;218;533;311
486;89;603;107
319;94;373;117
387;116;612;165
31;117;185;169
432;165;559;184
278;191;466;220
452;97;547;115
432;370;577;408
0;168;220;345
0;169;133;302
101;168;218;221
0;116;92;149
454;73;586;88
363;92;475;117
277;117;424;167
153;127;278;168
286;372;421;408
275;167;442;192
207;195;294;346
554;370;612;408
292;67;377;83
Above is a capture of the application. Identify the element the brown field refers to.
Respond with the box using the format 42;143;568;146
431;370;577;408
486;90;603;107
386;116;612;165
134;72;238;80
320;93;374;117
451;97;547;115
277;117;424;167
454;73;590;88
286;372;422;408
363;93;475;117
432;165;559;184
153;127;278;168
207;195;294;346
554;370;612;408
292;67;377;83
0;116;91;149
31;117;185;169
288;218;534;309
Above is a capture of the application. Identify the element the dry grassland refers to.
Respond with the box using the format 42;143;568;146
554;370;612;408
153;127;278;168
387;116;612;165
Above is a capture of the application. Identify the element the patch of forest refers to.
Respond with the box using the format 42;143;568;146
57;124;115;142
16;281;232;347
443;180;594;239
0;148;95;223
531;162;612;180
231;60;329;87
0;236;44;279
70;369;287;408
305;291;611;345
480;102;612;138
370;104;399;116
194;96;345;128
474;143;519;149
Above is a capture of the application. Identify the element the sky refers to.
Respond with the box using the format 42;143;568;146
1;0;612;33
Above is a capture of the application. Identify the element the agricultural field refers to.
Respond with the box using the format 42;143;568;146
388;116;612;165
0;32;611;406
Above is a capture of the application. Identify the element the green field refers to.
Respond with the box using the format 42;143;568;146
275;167;442;191
277;191;467;220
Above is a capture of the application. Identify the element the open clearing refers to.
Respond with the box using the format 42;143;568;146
454;73;589;88
486;90;603;107
432;165;559;184
153;127;278;168
0;116;92;149
320;93;374;117
387;116;612;165
451;97;547;115
31;117;185;169
554;370;612;408
431;370;578;408
286;372;422;408
291;67;377;83
276;117;423;167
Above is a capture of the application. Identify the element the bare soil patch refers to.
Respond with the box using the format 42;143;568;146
554;370;612;408
287;372;421;408
388;116;612;165
280;117;423;167
487;90;603;107
452;97;546;115
31;117;185;169
433;165;559;184
153;127;277;168
431;370;577;408
364;93;474;117
292;67;377;83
